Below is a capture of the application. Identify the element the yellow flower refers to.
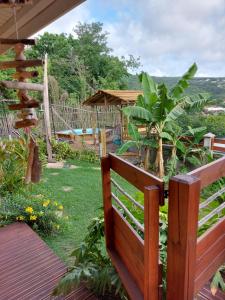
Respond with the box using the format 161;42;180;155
30;215;37;221
43;200;50;207
16;215;25;221
58;205;63;210
25;207;34;214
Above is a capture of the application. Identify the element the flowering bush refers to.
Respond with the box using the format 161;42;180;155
0;192;67;236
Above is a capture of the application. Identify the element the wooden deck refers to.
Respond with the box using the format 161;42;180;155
0;222;98;300
198;283;225;300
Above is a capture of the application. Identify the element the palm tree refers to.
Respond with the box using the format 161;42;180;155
121;63;209;178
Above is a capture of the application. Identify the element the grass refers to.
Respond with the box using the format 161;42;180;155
33;159;102;263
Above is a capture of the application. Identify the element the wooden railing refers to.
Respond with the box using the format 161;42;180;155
101;153;164;300
212;138;225;153
166;156;225;300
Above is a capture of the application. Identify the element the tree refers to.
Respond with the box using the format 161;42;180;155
26;22;140;102
120;63;209;178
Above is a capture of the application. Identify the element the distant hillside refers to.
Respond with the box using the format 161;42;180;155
126;75;225;106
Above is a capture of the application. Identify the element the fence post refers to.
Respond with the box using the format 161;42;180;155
100;129;107;157
144;186;160;300
101;156;113;250
166;175;201;300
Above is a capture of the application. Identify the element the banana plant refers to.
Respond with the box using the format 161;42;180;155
161;125;207;178
121;63;209;178
117;123;157;169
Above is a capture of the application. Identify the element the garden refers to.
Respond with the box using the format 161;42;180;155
0;61;225;300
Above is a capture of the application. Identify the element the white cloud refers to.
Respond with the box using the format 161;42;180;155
36;0;225;76
36;3;92;36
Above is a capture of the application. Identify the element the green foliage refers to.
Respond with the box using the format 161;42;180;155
120;64;210;177
210;266;225;296
127;74;225;104
180;113;225;137
26;23;140;102
0;192;65;236
38;138;98;163
53;215;127;299
0;138;28;195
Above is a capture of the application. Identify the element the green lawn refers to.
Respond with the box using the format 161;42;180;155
35;160;102;263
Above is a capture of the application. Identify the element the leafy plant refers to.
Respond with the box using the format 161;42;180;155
120;64;209;177
0;138;28;195
0;192;66;236
53;215;127;299
210;266;225;296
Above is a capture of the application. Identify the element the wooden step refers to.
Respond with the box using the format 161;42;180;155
1;80;44;92
13;70;39;80
0;59;43;70
15;118;38;129
8;100;39;110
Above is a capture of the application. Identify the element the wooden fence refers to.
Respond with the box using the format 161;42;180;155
101;153;164;300
49;104;121;132
166;156;225;299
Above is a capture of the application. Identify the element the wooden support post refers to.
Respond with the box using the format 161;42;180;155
166;175;201;300
120;107;124;143
43;53;53;162
101;156;113;250
144;186;160;300
100;129;107;157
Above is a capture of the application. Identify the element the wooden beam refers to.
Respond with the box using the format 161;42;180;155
0;0;85;54
1;80;44;92
13;70;39;80
0;38;36;45
0;59;43;70
8;100;39;110
15;118;38;129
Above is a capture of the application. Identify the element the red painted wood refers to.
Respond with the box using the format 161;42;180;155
188;156;225;189
144;186;160;300
166;175;201;300
109;153;164;204
0;223;98;300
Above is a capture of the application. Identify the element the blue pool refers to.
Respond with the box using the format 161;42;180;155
57;128;99;135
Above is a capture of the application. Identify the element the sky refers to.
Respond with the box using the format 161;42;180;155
38;0;225;77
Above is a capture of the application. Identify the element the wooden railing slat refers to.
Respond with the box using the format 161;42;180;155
188;156;225;189
144;186;160;300
109;153;164;204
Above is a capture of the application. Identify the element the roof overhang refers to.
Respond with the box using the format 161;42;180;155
83;90;143;106
0;0;85;54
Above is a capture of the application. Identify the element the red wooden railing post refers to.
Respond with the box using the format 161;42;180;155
101;156;113;250
144;186;160;300
166;175;201;300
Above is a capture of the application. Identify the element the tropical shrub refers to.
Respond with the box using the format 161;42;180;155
53;215;127;299
119;63;209;177
0;192;66;236
179;113;225;137
38;138;99;163
0;138;28;195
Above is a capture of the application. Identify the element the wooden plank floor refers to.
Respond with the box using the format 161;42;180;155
198;282;225;299
0;223;98;300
